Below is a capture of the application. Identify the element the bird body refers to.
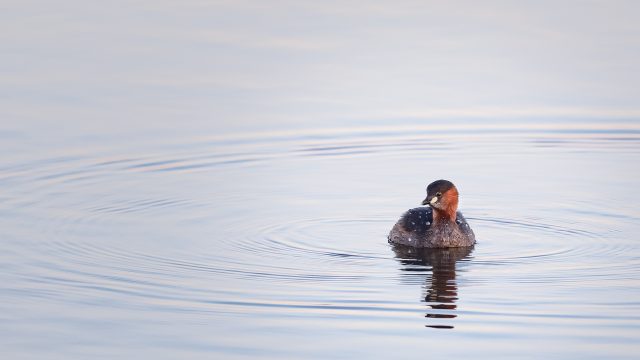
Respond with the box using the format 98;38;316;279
388;180;475;248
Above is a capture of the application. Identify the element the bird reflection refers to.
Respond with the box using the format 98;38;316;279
391;244;474;329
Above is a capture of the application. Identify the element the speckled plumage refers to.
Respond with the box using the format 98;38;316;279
388;180;475;248
388;207;475;248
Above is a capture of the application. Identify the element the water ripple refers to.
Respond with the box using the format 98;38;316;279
2;124;639;336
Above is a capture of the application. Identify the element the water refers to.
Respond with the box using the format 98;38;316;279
3;1;640;358
1;123;640;359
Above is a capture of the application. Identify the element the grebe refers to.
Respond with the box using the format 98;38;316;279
388;180;475;248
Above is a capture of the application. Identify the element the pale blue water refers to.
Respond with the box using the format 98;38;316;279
2;1;640;359
2;124;640;359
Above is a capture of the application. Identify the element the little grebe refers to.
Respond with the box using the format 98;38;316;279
388;180;475;248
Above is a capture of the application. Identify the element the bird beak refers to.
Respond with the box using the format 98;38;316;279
422;196;437;206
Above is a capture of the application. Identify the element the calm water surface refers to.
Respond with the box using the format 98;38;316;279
1;123;639;359
3;1;640;358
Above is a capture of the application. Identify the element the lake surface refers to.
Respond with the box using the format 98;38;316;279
3;1;640;358
1;122;639;359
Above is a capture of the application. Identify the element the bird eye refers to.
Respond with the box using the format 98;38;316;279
436;192;442;197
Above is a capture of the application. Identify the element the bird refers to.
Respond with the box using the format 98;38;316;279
388;180;475;248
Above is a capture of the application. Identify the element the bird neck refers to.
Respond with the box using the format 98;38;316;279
432;206;457;225
433;190;458;225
